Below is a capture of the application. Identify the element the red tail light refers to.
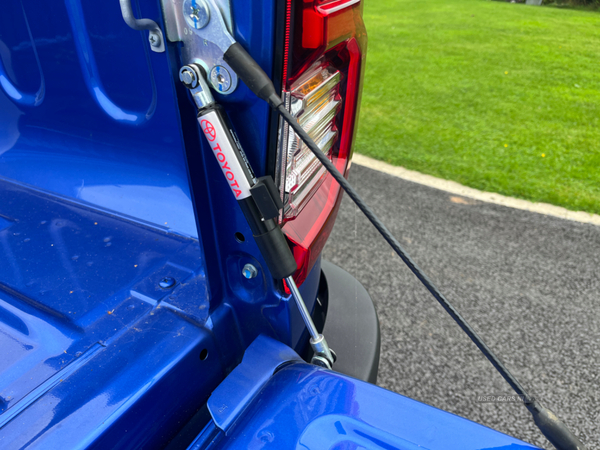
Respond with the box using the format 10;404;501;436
277;0;367;287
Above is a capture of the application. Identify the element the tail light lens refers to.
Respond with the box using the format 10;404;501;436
279;65;342;219
276;0;367;286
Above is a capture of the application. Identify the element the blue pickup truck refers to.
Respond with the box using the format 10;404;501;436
0;0;544;448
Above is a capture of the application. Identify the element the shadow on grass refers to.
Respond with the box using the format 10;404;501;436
494;0;600;11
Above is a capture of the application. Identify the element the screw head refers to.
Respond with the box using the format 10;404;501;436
148;32;161;47
209;65;232;93
159;277;176;289
183;0;210;30
242;264;258;279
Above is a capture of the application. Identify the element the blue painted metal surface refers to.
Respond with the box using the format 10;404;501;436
0;0;194;236
200;336;541;450
0;176;221;448
0;0;325;447
0;0;316;350
207;334;302;434
0;171;320;448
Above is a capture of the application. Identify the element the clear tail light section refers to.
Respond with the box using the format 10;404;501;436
276;0;367;287
277;65;342;219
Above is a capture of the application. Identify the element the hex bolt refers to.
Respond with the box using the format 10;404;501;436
179;66;199;88
159;277;176;289
242;264;258;279
180;69;194;85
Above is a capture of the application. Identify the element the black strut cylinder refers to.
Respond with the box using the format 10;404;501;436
237;197;296;280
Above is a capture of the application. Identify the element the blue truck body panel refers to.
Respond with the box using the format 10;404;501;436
192;336;540;450
0;0;197;237
222;365;539;450
0;0;275;239
0;175;320;448
0;0;543;448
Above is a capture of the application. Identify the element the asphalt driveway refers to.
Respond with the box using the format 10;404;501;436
322;163;599;449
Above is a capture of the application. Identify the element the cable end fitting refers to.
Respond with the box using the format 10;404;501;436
224;42;283;109
528;401;587;450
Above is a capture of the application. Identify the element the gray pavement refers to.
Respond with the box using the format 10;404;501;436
322;164;599;449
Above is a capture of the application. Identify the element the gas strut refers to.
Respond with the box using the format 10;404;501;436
179;65;336;370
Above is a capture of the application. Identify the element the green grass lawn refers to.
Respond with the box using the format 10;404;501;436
357;0;600;214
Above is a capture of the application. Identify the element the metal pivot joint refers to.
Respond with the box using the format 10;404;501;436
179;64;215;109
161;0;238;94
286;276;336;369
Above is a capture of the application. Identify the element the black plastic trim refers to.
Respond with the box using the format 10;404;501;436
319;260;380;384
266;0;288;178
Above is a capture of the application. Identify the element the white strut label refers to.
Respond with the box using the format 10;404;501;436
199;111;252;200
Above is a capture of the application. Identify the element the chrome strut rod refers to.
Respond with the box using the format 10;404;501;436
285;276;336;369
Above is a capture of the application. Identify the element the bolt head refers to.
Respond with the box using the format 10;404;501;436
159;277;176;289
242;264;258;279
180;69;195;85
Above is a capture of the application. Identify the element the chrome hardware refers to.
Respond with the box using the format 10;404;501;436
160;0;238;94
285;276;336;369
119;0;165;53
242;264;258;279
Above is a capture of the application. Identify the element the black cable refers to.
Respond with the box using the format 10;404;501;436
223;42;586;450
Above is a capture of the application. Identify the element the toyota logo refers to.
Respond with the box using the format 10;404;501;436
201;119;216;141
